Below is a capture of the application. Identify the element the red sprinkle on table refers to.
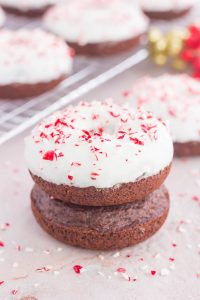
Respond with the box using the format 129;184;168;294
151;270;156;276
68;175;73;181
0;281;4;286
73;265;83;274
117;267;126;273
0;241;4;247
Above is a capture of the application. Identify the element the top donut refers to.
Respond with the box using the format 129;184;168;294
43;0;149;55
25;100;173;206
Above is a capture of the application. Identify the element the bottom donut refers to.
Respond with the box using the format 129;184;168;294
31;185;170;251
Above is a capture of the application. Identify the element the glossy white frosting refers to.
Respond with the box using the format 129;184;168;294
0;6;5;27
131;74;200;143
43;0;149;45
140;0;197;12
25;100;173;188
0;0;58;11
0;29;73;85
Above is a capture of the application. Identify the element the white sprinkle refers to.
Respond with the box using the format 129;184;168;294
121;273;130;281
13;262;19;268
53;270;60;276
25;247;34;252
153;253;161;259
160;268;170;276
57;247;63;252
33;283;40;288
169;263;175;270
112;251;120;258
185;219;192;224
43;249;50;254
141;265;148;270
177;225;186;233
98;271;105;277
98;255;105;261
0;257;5;262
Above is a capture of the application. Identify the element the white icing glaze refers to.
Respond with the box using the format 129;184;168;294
0;7;5;27
25;100;173;188
130;74;200;143
140;0;197;12
0;0;59;11
43;0;149;45
0;29;73;85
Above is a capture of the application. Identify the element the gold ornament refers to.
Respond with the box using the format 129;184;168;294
148;27;188;70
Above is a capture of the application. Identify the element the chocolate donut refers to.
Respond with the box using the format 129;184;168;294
43;0;149;56
130;74;200;157
31;184;170;250
140;0;197;20
0;29;73;99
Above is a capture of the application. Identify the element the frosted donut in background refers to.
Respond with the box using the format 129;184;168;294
140;0;197;20
43;0;149;55
0;29;73;99
0;0;60;16
130;74;200;156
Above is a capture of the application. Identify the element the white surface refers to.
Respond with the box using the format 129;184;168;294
0;29;73;85
130;74;200;143
25;100;173;188
43;0;149;44
0;70;200;300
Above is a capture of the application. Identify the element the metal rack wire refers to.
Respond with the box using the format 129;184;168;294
0;14;148;145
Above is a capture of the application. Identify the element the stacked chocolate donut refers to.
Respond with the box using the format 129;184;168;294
25;100;173;250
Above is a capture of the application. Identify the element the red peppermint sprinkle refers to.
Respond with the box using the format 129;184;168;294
40;132;48;139
36;266;51;272
129;137;144;145
168;109;177;117
45;124;52;129
117;267;126;273
117;135;125;140
43;150;56;161
57;152;64;158
71;162;81;167
151;270;156;276
172;243;177;248
11;289;18;295
0;241;4;247
0;281;4;286
73;265;83;274
109;111;120;118
169;257;175;262
91;172;99;177
68;175;73;181
122;90;130;97
121;118;128;123
192;195;200;201
54;118;68;127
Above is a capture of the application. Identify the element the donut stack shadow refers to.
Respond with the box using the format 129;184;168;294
30;167;171;251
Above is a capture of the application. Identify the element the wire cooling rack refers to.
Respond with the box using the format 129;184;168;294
0;14;148;145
